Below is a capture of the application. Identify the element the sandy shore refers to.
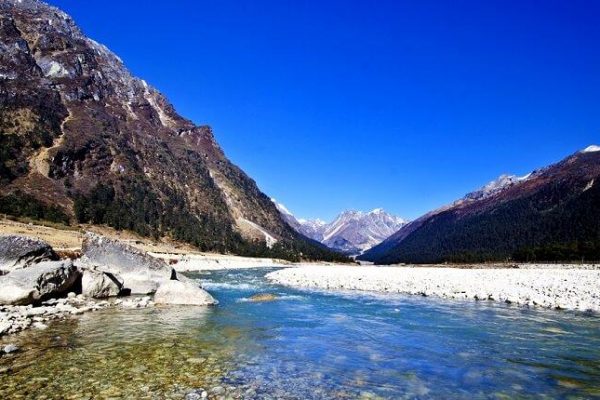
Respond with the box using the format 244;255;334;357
266;265;600;312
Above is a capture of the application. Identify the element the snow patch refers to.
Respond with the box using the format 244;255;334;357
581;145;600;153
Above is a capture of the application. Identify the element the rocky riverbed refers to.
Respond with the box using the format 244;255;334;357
0;293;154;338
0;233;217;340
267;265;600;312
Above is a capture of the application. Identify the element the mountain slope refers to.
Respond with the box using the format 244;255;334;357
0;0;347;262
273;201;407;255
360;147;600;264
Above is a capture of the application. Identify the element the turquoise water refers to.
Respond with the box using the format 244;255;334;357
195;268;600;399
1;267;600;399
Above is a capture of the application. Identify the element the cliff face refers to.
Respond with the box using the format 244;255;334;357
0;0;346;261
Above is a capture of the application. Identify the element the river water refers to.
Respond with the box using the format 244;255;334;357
1;267;600;399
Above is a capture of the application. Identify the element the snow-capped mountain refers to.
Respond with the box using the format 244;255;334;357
272;200;407;255
463;174;531;201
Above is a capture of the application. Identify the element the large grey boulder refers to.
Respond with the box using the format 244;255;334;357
81;269;123;298
154;280;218;306
0;235;57;273
79;233;176;294
0;260;80;305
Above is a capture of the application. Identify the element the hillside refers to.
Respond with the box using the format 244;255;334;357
360;147;600;264
0;0;347;262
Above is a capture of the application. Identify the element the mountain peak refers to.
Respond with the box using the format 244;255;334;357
274;202;408;256
581;145;600;153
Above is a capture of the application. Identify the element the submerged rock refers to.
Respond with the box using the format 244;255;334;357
248;293;279;302
81;269;124;298
2;344;19;354
154;280;218;306
79;233;176;294
0;235;57;273
0;260;80;305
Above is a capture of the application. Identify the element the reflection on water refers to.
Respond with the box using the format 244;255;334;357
1;267;600;399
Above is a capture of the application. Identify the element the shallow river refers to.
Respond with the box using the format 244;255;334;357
1;267;600;399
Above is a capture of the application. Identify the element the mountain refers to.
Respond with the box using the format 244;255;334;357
273;201;407;255
360;146;600;264
0;0;348;262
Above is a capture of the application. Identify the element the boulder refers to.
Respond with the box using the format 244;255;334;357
0;235;57;273
81;269;124;298
79;233;176;294
0;260;80;305
154;280;218;306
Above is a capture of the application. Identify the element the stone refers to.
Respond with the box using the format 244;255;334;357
248;293;278;302
0;260;80;305
154;280;218;306
211;386;226;396
0;235;57;273
3;344;19;354
0;321;11;336
79;233;176;294
32;321;48;330
81;269;123;298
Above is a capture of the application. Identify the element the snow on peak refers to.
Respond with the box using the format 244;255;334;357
370;208;384;214
464;172;532;202
581;145;600;153
271;198;293;216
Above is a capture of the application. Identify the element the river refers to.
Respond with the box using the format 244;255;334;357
1;267;600;399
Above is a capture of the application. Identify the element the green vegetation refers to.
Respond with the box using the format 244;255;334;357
73;180;349;263
0;191;70;224
372;180;600;264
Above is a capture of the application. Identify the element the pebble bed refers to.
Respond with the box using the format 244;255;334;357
0;293;154;337
267;266;600;312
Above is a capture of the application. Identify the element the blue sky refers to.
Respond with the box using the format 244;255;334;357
51;0;599;221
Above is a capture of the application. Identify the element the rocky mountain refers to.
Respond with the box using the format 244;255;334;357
360;146;600;264
273;200;407;255
0;0;348;262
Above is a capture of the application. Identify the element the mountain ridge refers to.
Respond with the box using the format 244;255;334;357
0;0;348;262
360;146;600;264
273;200;407;255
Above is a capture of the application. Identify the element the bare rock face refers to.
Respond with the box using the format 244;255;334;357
0;235;57;273
0;260;79;305
0;0;350;264
79;233;175;294
154;280;218;306
81;268;123;298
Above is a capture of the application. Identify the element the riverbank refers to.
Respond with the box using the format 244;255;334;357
266;265;600;312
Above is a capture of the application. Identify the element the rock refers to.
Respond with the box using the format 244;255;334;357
154;280;218;306
81;269;123;298
248;293;278;302
32;321;48;330
0;260;80;305
79;233;176;294
0;321;11;336
0;235;57;273
3;344;19;354
211;386;226;396
67;292;76;299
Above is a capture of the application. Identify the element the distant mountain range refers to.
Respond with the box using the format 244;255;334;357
360;146;600;264
273;201;407;255
0;0;347;263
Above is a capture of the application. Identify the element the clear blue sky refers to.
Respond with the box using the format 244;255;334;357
51;0;599;221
